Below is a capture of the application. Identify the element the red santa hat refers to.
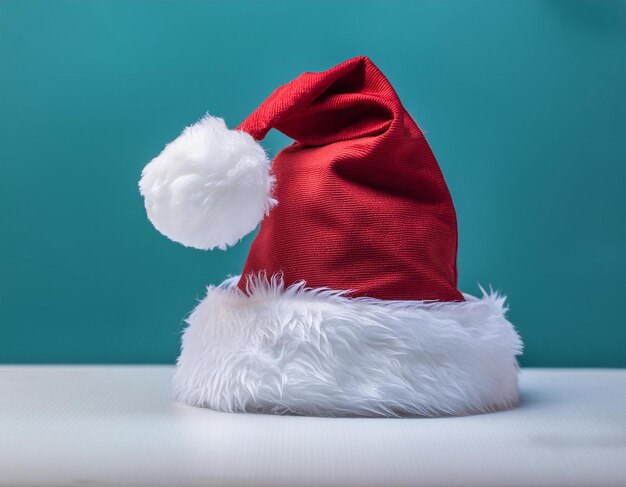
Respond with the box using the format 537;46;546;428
140;56;523;416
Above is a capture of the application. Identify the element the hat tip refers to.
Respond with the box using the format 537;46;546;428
139;115;275;250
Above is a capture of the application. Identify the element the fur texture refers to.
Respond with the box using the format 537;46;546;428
174;276;523;417
139;115;275;250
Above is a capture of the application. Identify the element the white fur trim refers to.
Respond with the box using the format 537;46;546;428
139;115;275;250
174;276;523;417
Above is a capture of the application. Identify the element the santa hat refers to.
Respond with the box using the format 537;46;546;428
139;56;523;417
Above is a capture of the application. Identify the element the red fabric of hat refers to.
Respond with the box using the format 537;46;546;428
237;56;463;302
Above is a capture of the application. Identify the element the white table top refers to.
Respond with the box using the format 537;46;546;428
1;366;625;487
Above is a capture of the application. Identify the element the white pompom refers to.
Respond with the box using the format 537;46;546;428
139;115;276;250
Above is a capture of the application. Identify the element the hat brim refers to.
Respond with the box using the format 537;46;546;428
174;276;523;417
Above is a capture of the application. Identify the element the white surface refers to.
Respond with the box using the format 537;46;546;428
1;367;625;487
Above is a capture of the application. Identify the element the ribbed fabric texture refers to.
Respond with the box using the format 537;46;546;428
237;56;463;302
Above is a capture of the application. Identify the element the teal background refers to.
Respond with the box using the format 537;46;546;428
1;0;625;366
